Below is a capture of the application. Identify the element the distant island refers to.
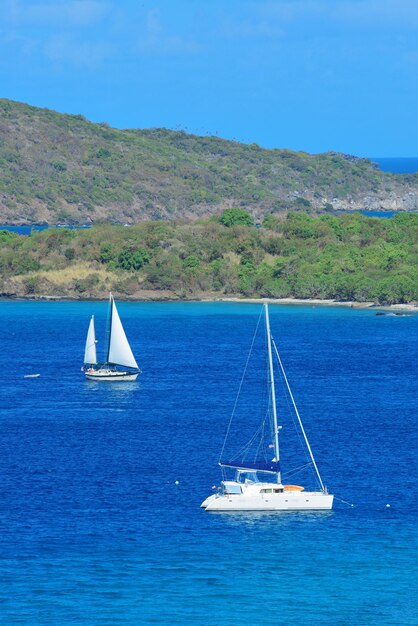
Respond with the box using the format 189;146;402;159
1;98;418;226
0;211;416;306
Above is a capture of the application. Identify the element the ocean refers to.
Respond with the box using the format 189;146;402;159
0;301;416;625
372;157;418;174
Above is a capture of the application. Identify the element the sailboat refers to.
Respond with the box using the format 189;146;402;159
83;293;141;381
201;304;333;511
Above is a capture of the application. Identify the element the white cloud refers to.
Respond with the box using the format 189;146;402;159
255;0;418;29
1;1;113;69
5;0;109;27
134;8;199;55
219;18;284;40
1;29;38;55
217;0;418;43
44;34;113;68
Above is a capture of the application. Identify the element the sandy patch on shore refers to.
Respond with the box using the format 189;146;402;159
217;297;418;311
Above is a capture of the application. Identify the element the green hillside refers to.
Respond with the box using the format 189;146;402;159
1;212;417;305
1;99;418;225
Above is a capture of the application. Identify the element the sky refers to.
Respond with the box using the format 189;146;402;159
1;0;418;157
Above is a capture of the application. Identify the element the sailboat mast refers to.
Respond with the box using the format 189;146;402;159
105;292;113;365
264;304;281;484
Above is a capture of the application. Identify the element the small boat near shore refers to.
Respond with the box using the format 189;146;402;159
201;304;333;512
82;293;140;381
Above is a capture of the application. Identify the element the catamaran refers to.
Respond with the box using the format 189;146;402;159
201;304;333;511
83;293;140;381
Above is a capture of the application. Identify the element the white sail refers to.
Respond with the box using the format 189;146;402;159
108;297;139;369
84;315;97;365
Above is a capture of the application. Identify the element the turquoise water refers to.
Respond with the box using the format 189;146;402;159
0;301;417;624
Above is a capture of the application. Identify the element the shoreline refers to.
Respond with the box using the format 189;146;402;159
1;293;417;311
217;297;418;312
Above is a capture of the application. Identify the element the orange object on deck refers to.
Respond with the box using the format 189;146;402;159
284;485;304;491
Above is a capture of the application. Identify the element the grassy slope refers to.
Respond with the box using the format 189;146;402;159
1;99;418;225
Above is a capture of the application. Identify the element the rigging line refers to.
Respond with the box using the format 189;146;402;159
232;427;262;460
274;358;316;485
254;416;269;462
334;496;356;508
281;461;313;477
278;371;312;469
219;308;264;464
274;351;310;465
232;417;268;461
282;468;307;480
271;348;312;482
271;337;325;492
282;464;313;480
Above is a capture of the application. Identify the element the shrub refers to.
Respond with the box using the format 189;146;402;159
23;275;41;294
117;248;150;271
219;208;254;227
74;274;100;293
99;243;114;264
183;255;201;269
64;247;75;261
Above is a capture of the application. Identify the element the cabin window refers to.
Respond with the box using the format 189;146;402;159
223;484;242;495
260;488;273;494
236;471;258;484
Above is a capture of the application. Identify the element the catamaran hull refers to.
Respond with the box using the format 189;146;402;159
201;492;333;511
85;370;139;381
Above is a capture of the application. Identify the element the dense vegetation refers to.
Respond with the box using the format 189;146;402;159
1;99;418;225
0;212;416;305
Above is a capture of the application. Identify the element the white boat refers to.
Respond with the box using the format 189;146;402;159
201;304;333;511
83;294;141;381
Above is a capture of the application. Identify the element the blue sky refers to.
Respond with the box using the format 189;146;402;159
1;0;418;156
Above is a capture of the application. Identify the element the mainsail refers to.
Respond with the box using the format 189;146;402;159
84;315;97;365
107;297;139;369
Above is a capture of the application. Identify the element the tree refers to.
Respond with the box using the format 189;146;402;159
117;248;150;270
99;243;114;264
219;208;254;227
261;214;280;231
64;247;75;261
183;255;201;269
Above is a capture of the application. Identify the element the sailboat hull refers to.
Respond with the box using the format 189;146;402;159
201;491;333;511
85;369;139;381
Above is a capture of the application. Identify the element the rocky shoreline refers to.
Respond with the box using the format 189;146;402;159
1;292;416;312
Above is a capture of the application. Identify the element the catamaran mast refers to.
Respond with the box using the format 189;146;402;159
264;304;282;484
272;338;326;492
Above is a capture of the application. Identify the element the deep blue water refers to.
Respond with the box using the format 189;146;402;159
0;301;417;625
359;211;397;218
0;225;49;235
0;225;91;235
372;157;418;174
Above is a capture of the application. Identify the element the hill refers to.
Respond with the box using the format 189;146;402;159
0;212;417;305
1;99;418;225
